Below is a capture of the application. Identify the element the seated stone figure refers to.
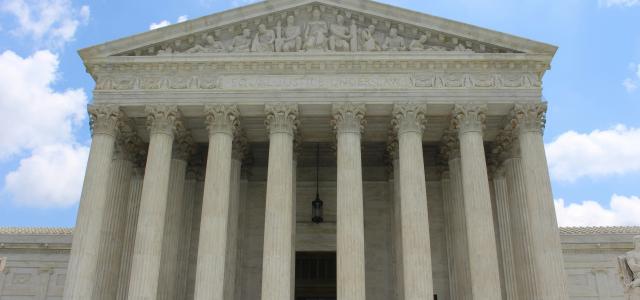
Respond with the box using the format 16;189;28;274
360;24;380;51
618;236;640;300
185;34;226;53
231;28;252;53
252;24;275;52
304;8;328;51
409;35;428;51
329;15;352;51
276;16;302;52
382;28;406;51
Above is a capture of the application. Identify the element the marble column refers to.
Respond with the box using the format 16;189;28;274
116;166;144;300
442;132;472;300
193;104;240;300
491;157;518;300
332;103;367;300
176;159;201;298
261;103;298;300
127;105;181;300
158;131;193;300
93;125;138;300
511;102;569;299
440;169;455;299
186;179;205;300
224;135;247;300
391;103;433;300
64;104;122;300
452;104;502;299
388;140;404;300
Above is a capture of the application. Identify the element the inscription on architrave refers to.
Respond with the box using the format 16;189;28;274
219;74;413;90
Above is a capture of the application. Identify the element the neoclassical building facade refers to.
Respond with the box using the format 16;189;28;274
47;0;576;299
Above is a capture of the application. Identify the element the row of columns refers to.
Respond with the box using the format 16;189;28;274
64;101;568;300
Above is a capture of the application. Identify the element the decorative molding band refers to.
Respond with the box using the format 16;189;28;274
93;71;541;92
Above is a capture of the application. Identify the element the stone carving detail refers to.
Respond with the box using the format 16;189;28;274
618;236;640;300
440;129;461;160
173;129;196;161
117;4;520;57
145;105;182;136
331;103;366;134
265;103;299;136
204;104;241;136
391;103;428;135
510;102;547;134
451;103;488;134
89;104;123;137
113;118;145;162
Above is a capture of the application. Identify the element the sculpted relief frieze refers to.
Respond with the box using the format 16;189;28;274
94;72;540;91
116;4;517;57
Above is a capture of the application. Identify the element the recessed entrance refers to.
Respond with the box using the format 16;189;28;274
295;251;337;300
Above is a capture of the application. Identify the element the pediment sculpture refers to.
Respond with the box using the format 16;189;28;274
618;236;640;300
117;4;519;57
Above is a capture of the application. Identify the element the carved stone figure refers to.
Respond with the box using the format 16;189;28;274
360;24;380;51
382;28;406;51
329;15;352;51
454;42;474;52
252;24;275;52
619;236;640;300
275;16;302;52
157;45;174;56
231;28;252;53
304;8;328;51
0;257;6;272
426;45;449;52
185;34;226;53
409;35;428;51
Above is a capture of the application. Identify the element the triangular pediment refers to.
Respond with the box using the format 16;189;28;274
79;0;557;60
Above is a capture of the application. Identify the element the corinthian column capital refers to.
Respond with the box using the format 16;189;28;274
204;104;240;136
440;129;461;160
145;105;181;137
452;103;487;134
173;130;196;161
391;103;427;135
332;103;366;135
113;119;144;162
510;102;547;135
265;103;299;136
89;104;123;137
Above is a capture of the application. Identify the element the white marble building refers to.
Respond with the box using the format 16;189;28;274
1;0;629;299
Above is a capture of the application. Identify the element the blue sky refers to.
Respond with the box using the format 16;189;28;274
0;0;639;227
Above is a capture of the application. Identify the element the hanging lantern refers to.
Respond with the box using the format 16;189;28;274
312;143;324;224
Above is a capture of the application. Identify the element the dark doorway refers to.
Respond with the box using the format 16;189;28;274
295;252;337;300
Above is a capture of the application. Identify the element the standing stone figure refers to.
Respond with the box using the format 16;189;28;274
304;8;328;51
382;28;406;51
252;24;276;52
618;236;640;300
329;15;352;51
361;24;380;51
275;16;302;52
231;28;252;53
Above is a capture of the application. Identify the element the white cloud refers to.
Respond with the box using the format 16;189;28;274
555;195;640;226
623;63;640;93
149;15;189;30
0;0;90;47
599;0;640;7
0;50;88;208
4;143;89;208
546;125;640;182
0;50;87;159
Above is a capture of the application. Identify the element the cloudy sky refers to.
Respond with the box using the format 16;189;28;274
0;0;638;227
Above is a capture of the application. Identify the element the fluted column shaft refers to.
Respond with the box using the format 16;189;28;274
128;105;180;300
261;104;298;300
453;104;501;299
512;103;569;299
64;105;122;300
93;148;134;300
194;105;239;300
224;143;245;300
176;170;198;298
116;169;144;300
447;154;473;300
158;134;191;300
333;103;367;300
441;171;456;300
392;103;433;300
389;149;404;300
492;169;518;300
